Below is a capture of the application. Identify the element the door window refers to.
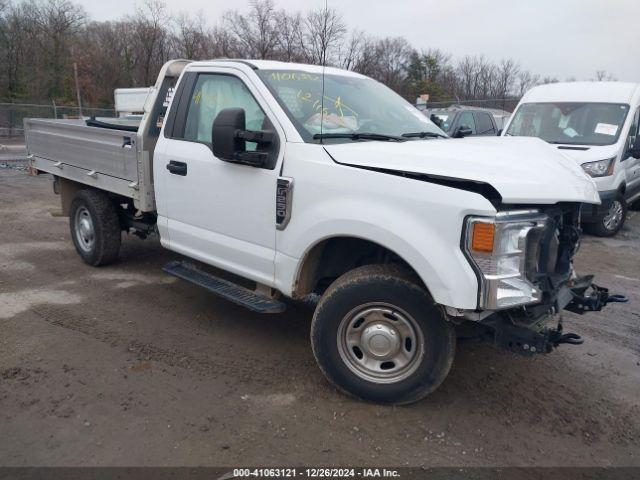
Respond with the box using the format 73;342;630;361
182;74;267;148
626;107;640;155
457;112;477;134
474;112;496;135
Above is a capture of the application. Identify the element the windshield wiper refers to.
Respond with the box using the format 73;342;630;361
401;131;448;139
313;132;406;142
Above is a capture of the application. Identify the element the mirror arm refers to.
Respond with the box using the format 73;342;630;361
235;129;274;143
234;151;269;166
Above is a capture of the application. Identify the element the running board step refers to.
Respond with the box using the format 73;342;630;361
163;261;286;314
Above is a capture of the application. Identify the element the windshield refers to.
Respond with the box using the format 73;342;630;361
257;69;446;142
506;102;630;146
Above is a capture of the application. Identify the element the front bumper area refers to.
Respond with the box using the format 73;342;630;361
477;275;627;356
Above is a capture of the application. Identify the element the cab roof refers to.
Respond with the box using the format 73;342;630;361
189;59;366;78
521;81;640;105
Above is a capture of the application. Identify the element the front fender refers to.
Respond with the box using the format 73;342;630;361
275;143;497;309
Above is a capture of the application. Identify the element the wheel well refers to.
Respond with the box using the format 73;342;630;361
293;237;426;297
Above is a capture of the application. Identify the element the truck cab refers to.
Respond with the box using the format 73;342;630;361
503;82;640;236
25;60;627;404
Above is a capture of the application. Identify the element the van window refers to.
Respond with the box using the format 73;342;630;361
457;112;477;134
625;108;640;154
182;74;266;147
474;112;495;135
506;102;630;146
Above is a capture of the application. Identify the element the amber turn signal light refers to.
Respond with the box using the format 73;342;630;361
471;222;495;253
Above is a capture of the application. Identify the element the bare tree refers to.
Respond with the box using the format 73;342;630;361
276;10;304;62
491;58;520;99
338;30;367;71
367;37;411;92
174;12;209;60
207;24;241;58
27;0;86;100
593;70;616;81
0;0;554;110
516;70;539;97
540;76;559;84
224;0;279;59
129;0;173;86
0;1;27;100
302;6;346;65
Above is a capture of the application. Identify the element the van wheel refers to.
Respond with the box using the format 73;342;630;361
310;264;456;405
587;194;627;237
69;189;121;266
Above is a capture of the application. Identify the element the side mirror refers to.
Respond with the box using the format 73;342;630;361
629;142;640;159
454;125;473;138
211;108;275;167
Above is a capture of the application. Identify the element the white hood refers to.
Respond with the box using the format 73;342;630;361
324;136;600;205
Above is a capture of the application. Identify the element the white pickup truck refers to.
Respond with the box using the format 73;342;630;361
25;59;627;404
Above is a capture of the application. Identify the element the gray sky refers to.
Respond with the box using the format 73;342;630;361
79;0;640;82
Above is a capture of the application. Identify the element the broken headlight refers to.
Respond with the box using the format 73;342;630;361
464;210;549;310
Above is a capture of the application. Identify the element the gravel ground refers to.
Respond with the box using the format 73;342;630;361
0;166;639;467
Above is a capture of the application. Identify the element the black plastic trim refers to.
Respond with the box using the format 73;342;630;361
164;71;194;138
85;118;138;132
165;71;197;139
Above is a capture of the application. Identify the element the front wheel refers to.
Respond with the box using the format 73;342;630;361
311;265;456;405
587;194;627;237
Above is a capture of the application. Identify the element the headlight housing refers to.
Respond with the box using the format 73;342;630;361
581;157;615;177
464;211;548;310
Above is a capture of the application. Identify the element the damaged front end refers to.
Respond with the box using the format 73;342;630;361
458;203;628;356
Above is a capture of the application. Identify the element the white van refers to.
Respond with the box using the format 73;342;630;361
503;82;640;236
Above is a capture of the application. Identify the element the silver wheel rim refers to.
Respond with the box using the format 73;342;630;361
337;303;424;384
603;200;624;231
74;206;95;253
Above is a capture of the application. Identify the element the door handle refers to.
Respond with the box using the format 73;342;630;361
166;160;187;176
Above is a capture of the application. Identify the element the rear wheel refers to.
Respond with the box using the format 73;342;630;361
69;189;121;266
587;194;627;237
311;264;456;405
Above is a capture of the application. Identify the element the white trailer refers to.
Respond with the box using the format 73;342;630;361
114;87;153;117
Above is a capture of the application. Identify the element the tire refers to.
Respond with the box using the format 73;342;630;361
310;264;456;405
69;189;121;266
586;193;627;237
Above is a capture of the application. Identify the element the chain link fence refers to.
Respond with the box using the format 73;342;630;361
0;103;116;138
1;98;520;140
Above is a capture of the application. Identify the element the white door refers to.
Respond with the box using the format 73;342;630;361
622;107;640;198
156;70;283;285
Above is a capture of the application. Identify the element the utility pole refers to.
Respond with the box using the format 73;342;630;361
73;62;83;118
